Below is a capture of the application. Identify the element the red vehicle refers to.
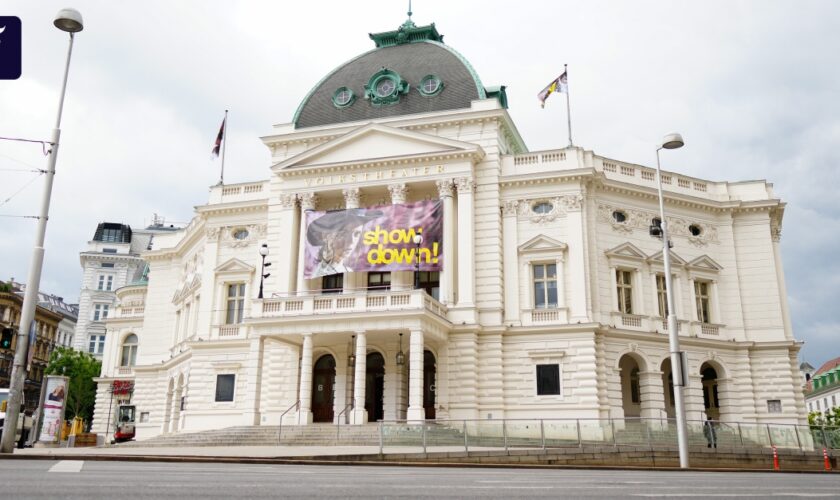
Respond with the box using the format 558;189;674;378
113;404;136;442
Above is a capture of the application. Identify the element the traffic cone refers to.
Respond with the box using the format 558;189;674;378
772;445;780;471
824;448;831;472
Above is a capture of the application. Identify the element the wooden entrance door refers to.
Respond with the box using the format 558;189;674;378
312;354;335;423
424;350;436;420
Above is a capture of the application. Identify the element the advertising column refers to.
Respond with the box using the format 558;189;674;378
38;375;69;446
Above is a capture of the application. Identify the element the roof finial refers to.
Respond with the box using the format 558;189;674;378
408;0;413;20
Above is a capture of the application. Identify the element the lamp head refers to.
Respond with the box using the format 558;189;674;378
259;243;269;257
54;8;84;33
412;234;423;245
661;133;684;150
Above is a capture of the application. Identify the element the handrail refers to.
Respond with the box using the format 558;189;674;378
277;400;300;444
336;403;354;440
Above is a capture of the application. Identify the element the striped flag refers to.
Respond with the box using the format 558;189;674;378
211;117;226;157
537;71;568;108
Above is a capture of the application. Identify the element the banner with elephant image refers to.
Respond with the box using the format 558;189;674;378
303;200;443;279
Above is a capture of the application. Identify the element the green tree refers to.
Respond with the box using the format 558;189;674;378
45;347;101;422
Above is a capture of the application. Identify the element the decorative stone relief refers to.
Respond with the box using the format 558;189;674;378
205;227;221;241
454;177;476;193
502;200;519;217
558;194;583;212
770;218;782;243
221;224;267;248
597;203;719;243
629;343;638;352
388;183;407;204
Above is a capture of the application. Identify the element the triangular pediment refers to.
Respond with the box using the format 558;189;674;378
273;123;483;170
604;242;647;261
518;234;568;254
647;249;687;267
214;258;255;274
688;255;723;271
172;274;202;303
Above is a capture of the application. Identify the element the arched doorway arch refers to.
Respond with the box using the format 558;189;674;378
661;358;675;418
365;352;385;422
163;378;174;433
312;354;336;423
700;362;722;420
618;353;646;418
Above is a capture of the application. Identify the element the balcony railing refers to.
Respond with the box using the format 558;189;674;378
260;289;447;320
521;307;568;326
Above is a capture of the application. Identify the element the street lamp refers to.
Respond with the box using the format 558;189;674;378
653;132;689;469
1;8;84;454
413;234;423;290
258;244;271;299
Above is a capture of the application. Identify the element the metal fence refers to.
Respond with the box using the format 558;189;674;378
344;418;840;454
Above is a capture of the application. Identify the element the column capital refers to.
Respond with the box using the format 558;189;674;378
279;193;297;209
435;178;454;198
388;183;407;204
502;200;519;217
454;177;475;193
299;192;318;211
342;187;360;209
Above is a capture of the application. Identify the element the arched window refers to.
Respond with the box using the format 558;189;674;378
121;334;138;367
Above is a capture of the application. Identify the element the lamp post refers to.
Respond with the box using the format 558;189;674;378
1;8;83;454
258;244;271;299
395;332;405;366
653;132;689;469
413;234;423;290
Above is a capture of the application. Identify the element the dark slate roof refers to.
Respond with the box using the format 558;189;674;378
294;40;485;129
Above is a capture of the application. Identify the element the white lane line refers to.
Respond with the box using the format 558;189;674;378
48;460;84;473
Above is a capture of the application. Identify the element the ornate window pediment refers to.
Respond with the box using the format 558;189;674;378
687;255;723;272
214;258;256;275
646;249;687;269
604;242;647;264
518;235;568;256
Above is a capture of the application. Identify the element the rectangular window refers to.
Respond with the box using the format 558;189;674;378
367;272;391;291
88;334;97;353
140;412;150;423
225;284;245;324
102;248;117;254
101;262;115;268
656;275;669;317
322;274;343;294
93;304;109;321
767;400;782;413
97;335;105;354
616;270;633;314
215;374;235;402
695;281;711;323
536;364;561;396
533;264;558;309
97;275;114;291
417;271;440;301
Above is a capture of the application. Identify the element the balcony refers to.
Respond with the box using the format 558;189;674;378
521;307;568;326
258;289;447;320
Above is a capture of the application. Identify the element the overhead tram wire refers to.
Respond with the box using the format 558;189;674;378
0;170;47;207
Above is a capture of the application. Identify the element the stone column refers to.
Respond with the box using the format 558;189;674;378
609;266;619;312
351;331;368;424
455;177;475;307
634;269;645;316
343;187;360;209
275;193;299;295
406;328;425;422
502;200;520;322
639;370;666;420
388;183;410;290
437;179;455;305
297;333;313;424
388;183;407;205
688;278;698;322
244;336;264;425
564;195;587;321
342;188;361;293
296;193;317;294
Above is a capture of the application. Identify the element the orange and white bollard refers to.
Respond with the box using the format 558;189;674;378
772;445;780;471
824;448;831;471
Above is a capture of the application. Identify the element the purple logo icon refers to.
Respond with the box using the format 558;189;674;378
0;16;22;80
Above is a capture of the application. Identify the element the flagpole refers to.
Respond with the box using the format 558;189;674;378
564;64;573;147
219;109;228;185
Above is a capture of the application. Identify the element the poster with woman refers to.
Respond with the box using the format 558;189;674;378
39;375;68;444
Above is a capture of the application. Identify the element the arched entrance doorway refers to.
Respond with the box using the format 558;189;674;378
618;354;643;418
312;354;336;423
661;358;676;419
701;363;720;420
424;350;436;420
365;352;385;422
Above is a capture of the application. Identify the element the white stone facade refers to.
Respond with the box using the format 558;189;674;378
89;99;806;439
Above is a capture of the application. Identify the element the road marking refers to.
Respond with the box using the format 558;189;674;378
48;460;84;473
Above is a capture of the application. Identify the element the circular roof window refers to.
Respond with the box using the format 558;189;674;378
332;87;355;108
689;224;703;236
374;77;397;98
418;74;443;97
612;210;627;223
532;201;553;214
233;228;249;240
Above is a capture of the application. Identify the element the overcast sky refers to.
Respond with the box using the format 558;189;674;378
1;1;838;368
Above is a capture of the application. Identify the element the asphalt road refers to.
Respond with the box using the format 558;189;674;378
1;460;838;499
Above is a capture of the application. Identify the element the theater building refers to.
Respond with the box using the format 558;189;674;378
91;17;806;439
